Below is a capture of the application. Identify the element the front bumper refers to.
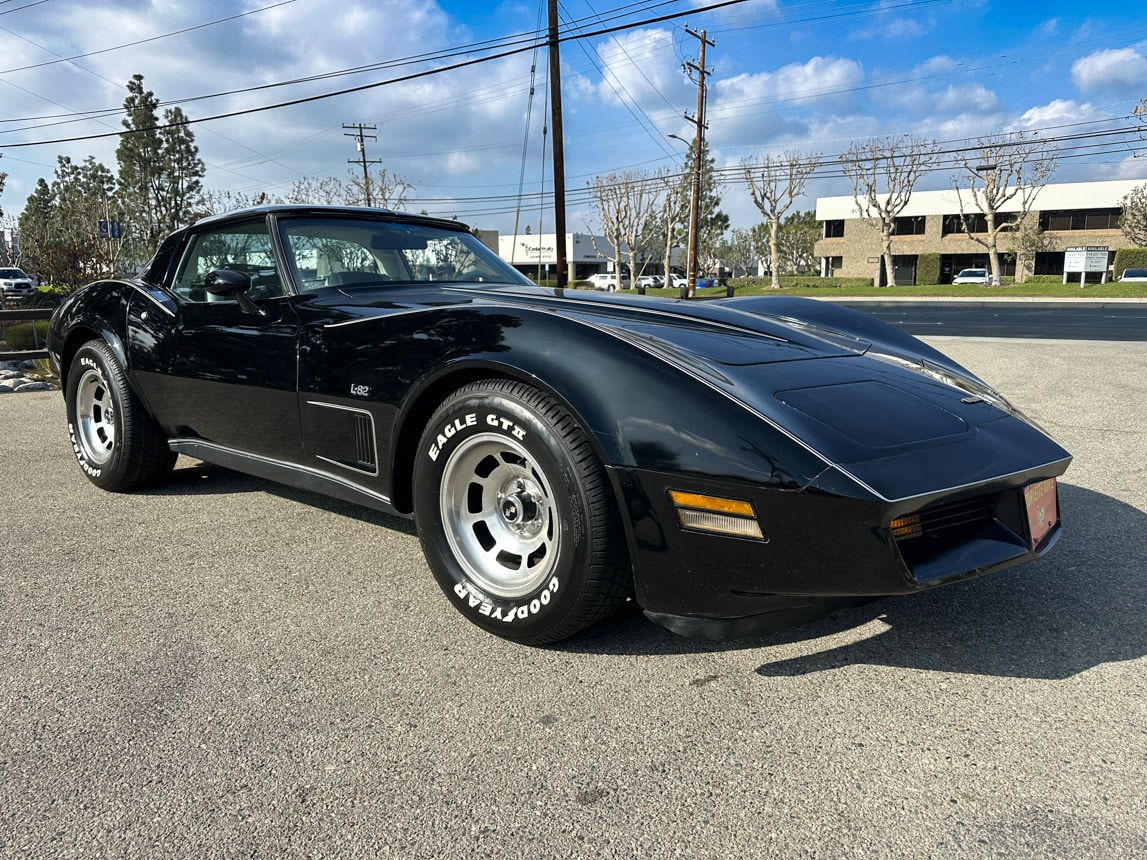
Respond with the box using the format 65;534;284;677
611;463;1066;641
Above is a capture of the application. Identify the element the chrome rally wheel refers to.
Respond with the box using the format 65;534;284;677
413;379;630;645
73;363;117;466
64;340;176;491
439;432;559;600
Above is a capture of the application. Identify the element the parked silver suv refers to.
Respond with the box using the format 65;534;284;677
0;268;35;301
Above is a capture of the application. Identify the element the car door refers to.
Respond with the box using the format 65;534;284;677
130;216;303;462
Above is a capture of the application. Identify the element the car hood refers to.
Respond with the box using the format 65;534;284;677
478;286;1069;500
329;284;1069;499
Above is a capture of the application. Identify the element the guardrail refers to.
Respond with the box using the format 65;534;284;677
0;307;53;362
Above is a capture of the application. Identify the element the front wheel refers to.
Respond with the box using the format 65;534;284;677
413;380;630;644
65;340;176;491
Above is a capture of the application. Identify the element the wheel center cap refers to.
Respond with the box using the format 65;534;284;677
501;493;538;525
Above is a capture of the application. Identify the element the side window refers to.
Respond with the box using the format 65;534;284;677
172;221;284;303
285;230;403;288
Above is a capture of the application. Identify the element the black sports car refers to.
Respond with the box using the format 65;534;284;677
48;205;1070;644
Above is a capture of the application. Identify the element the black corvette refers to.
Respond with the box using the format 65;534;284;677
48;205;1070;644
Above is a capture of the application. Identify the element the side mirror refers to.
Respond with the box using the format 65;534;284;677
204;267;251;296
204;268;263;316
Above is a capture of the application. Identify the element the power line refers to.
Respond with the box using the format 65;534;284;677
0;0;758;149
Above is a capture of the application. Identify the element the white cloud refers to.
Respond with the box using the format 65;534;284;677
717;56;865;109
1071;48;1147;95
934;84;998;114
1017;99;1105;129
705;57;863;149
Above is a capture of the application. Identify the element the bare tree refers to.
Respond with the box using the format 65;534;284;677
348;167;414;210
286;175;346;206
716;227;757;278
652;167;689;284
841;135;937;287
1119;183;1147;247
953;132;1059;286
1009;214;1056;283
743;151;819;289
587;170;661;294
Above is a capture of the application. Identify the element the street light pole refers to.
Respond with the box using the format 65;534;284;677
667;133;696;300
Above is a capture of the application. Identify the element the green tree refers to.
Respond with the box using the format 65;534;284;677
777;209;820;275
715;227;757;277
17;156;125;286
116;74;205;260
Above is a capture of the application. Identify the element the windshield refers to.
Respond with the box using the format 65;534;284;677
1122;269;1147;277
958;269;985;276
279;218;533;290
0;269;29;278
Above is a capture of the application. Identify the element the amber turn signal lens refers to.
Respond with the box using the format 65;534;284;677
668;491;755;517
890;514;923;540
669;491;764;540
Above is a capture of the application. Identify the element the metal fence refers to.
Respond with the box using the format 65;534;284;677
0;308;53;362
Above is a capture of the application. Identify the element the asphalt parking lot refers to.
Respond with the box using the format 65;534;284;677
2;337;1145;859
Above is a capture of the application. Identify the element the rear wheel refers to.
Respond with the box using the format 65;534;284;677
414;380;630;644
65;340;176;491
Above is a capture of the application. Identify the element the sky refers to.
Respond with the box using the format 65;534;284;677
2;0;1147;236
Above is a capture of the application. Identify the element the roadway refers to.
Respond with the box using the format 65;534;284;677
837;299;1147;341
2;337;1145;857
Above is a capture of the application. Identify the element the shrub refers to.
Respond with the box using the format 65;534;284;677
3;321;51;351
1113;247;1147;278
731;275;875;290
23;286;71;309
917;253;941;286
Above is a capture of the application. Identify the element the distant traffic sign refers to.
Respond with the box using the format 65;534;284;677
98;220;123;240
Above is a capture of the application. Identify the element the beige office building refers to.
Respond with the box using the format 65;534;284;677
814;179;1141;284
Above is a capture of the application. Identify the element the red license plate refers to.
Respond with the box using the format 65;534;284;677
1024;478;1059;550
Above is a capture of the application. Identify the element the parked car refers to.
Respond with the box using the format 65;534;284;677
1117;268;1147;282
48;205;1070;645
666;274;688;290
635;275;663;290
0;267;35;300
952;268;991;285
587;272;630;291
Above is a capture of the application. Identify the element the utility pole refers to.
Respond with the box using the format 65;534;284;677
547;0;568;287
681;26;713;299
343;123;382;208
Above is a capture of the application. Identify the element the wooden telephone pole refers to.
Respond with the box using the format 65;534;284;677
547;0;568;287
344;123;382;208
682;26;713;299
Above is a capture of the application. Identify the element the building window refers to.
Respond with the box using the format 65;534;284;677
823;219;844;238
942;212;1018;235
1039;208;1121;231
1034;252;1064;276
824;255;843;276
891;215;926;236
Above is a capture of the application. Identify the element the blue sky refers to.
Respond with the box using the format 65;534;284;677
2;0;1146;234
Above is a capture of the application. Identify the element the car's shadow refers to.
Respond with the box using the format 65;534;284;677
560;483;1147;681
142;460;418;536
145;467;1143;680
